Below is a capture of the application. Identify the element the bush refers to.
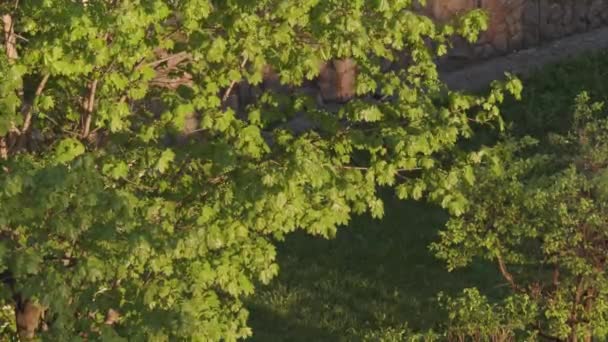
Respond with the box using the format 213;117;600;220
433;93;608;341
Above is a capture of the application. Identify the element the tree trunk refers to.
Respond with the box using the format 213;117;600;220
15;300;43;340
2;14;18;60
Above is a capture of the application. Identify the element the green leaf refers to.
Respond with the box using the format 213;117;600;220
156;149;175;173
103;161;129;180
463;165;475;186
54;138;85;164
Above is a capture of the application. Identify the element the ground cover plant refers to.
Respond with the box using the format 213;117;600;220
0;1;525;340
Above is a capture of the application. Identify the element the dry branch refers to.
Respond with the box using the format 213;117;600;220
222;57;249;103
82;79;98;138
497;254;519;291
22;74;50;134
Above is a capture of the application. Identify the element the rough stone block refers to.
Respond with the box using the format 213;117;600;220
426;0;477;22
423;0;606;66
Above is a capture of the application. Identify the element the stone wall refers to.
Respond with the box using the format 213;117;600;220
427;0;608;65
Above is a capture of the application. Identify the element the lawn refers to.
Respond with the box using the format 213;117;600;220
245;51;608;341
246;198;503;341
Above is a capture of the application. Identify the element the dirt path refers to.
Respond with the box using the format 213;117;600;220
442;26;608;92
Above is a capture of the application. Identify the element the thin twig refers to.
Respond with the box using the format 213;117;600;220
145;51;190;69
340;165;369;171
14;33;27;42
86;80;98;113
82;79;98;138
341;165;422;172
21;74;50;134
221;57;248;103
36;113;79;137
497;254;519;291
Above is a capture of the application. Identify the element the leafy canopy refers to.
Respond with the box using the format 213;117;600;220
0;0;518;340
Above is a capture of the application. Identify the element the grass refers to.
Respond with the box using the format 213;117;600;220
501;50;608;137
245;50;608;341
246;198;502;341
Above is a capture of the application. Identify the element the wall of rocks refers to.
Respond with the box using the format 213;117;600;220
427;0;608;66
236;1;608;107
171;2;608;138
226;1;608;122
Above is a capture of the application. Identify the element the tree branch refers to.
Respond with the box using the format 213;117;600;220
2;14;18;60
570;276;585;329
82;79;98;138
15;74;50;151
552;265;560;288
340;165;422;172
221;57;248;103
0;138;7;159
146;51;190;69
535;324;562;342
21;74;50;134
496;254;520;292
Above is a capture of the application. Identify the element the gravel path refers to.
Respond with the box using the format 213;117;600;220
442;26;608;92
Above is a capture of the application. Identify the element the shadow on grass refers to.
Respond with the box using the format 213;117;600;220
246;196;503;341
501;50;608;137
246;50;608;342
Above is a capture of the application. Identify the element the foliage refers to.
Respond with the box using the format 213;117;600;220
0;304;17;339
437;288;537;342
0;0;523;340
246;198;502;341
243;53;608;341
432;93;608;341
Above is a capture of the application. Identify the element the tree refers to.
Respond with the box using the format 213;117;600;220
0;1;517;340
433;93;608;341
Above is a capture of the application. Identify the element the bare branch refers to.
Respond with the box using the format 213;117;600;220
82;79;98;138
14;33;27;42
0;138;7;159
14;74;50;151
340;165;422;173
2;14;18;60
552;265;560;288
2;14;41;154
21;74;50;134
146;51;190;69
86;80;98;113
149;72;193;89
340;165;370;171
221;57;248;103
568;276;586;341
496;254;520;292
